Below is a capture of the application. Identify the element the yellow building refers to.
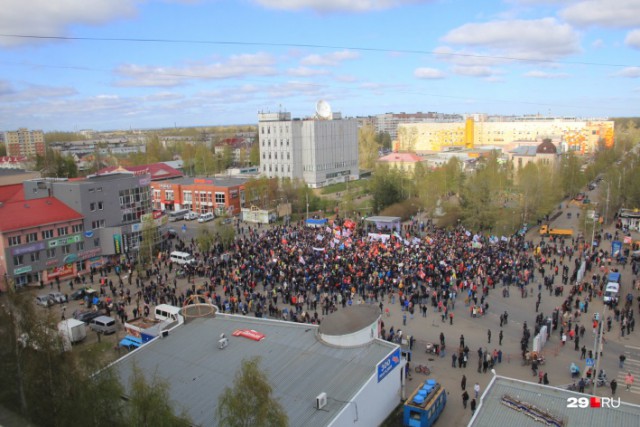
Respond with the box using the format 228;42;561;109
398;117;614;154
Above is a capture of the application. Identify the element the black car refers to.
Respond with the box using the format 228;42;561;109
73;310;103;323
70;287;97;301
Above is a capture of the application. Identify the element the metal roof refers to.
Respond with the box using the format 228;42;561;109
469;375;640;427
110;315;397;427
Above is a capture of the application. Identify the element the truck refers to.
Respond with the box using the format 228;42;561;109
58;319;87;348
539;225;573;236
124;304;183;343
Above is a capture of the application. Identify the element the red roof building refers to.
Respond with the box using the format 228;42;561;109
0;184;25;203
0;195;84;290
97;163;183;181
0;197;83;233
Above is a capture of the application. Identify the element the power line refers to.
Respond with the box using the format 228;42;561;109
0;33;635;68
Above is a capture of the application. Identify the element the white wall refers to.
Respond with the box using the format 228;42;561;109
329;350;403;427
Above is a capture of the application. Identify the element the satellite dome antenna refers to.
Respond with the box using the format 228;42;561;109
316;100;332;120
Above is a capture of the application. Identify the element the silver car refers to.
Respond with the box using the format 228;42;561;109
35;294;53;307
48;292;67;304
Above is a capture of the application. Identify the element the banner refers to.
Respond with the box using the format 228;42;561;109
114;234;123;254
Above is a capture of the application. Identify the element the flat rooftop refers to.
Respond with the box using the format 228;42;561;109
110;314;396;427
469;375;640;427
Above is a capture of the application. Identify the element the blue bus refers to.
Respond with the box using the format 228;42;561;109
403;380;446;427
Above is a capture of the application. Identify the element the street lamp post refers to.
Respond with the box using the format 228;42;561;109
591;303;607;395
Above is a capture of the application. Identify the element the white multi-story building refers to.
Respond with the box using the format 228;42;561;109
258;108;359;188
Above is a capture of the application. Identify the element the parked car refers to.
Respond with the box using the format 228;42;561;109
164;228;178;239
35;294;53;307
70;287;97;301
73;309;104;323
184;211;199;221
631;250;640;260
48;292;68;304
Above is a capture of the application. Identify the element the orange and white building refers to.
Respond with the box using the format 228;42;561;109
150;177;247;216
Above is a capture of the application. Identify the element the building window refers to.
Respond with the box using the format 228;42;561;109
46;248;56;259
57;227;68;236
89;188;95;193
76;242;84;251
42;229;53;239
97;187;102;192
90;202;96;211
94;238;100;247
26;232;38;243
30;252;40;262
98;201;104;210
215;193;226;204
8;236;21;246
72;223;83;233
62;245;70;255
13;255;23;265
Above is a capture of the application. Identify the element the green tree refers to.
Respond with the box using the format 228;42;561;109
138;215;158;268
459;152;510;231
216;357;288;427
217;221;236;250
125;366;191;427
197;224;215;254
0;143;6;156
376;131;392;150
397;126;418;152
222;146;234;169
358;125;379;170
370;165;404;213
249;143;260;166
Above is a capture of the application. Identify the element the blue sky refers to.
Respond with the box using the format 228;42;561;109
0;0;639;131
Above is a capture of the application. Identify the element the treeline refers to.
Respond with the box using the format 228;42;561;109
0;291;191;427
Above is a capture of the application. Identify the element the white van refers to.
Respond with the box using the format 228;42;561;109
603;283;620;304
155;304;183;322
89;316;117;335
170;251;195;265
198;212;214;223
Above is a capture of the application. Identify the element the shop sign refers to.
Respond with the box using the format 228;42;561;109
48;234;82;248
78;248;101;259
46;259;59;266
84;230;94;238
131;223;142;232
14;265;33;275
194;178;213;184
377;348;401;382
139;177;151;186
12;242;45;256
48;264;74;278
63;253;78;264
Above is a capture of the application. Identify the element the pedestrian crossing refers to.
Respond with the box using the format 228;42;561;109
620;344;640;395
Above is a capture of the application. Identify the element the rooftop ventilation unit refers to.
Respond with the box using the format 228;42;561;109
316;392;327;410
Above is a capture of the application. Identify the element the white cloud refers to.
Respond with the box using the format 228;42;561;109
287;66;329;77
414;67;445;79
0;0;139;46
625;29;640;48
592;38;605;48
300;50;360;66
441;18;581;62
561;0;640;28
335;74;358;82
452;65;501;77
252;0;430;12
0;82;77;101
523;70;569;78
614;67;640;77
433;46;509;67
114;53;277;87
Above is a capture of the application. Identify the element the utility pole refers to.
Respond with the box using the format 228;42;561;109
604;182;610;225
306;191;309;220
591;304;607;395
